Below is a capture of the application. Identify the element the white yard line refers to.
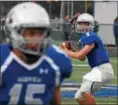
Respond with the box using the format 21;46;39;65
97;103;117;105
72;64;89;67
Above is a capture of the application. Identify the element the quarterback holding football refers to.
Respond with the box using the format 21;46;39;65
59;13;114;105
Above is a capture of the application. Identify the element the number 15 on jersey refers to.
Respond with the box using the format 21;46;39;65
9;84;46;105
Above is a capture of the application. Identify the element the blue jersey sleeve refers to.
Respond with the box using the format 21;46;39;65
0;44;11;66
47;45;72;78
80;32;97;46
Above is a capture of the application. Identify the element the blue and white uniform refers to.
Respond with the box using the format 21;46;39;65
75;32;114;99
0;44;72;105
78;31;109;68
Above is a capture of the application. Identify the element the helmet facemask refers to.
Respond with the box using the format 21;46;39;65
75;21;94;33
6;26;52;56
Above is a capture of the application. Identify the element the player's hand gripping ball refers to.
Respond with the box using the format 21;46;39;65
59;41;71;50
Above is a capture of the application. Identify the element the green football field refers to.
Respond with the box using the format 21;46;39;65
62;57;118;105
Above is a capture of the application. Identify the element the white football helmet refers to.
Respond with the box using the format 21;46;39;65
5;2;51;56
76;13;94;33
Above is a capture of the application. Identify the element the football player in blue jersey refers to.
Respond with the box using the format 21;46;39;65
0;2;72;105
60;13;114;105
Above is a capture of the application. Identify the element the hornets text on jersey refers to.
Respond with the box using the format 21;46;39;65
0;44;72;105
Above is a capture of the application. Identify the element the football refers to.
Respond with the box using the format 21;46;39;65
59;41;71;50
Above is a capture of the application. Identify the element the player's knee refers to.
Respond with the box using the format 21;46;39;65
75;91;96;103
74;90;86;100
75;80;92;100
74;90;81;100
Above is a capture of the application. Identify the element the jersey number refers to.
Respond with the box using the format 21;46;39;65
9;84;45;105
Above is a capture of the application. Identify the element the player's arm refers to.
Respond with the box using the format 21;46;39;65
51;85;61;105
64;43;95;60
